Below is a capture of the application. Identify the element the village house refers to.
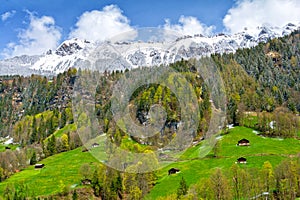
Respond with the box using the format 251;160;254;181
168;168;180;175
35;164;45;169
237;138;250;146
236;157;247;164
92;143;99;148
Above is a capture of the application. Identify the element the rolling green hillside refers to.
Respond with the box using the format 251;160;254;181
0;126;299;199
146;126;300;199
0;148;97;197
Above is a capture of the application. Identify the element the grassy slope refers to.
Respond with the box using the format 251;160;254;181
44;124;77;142
54;124;77;138
145;126;300;199
0;144;18;152
0;148;98;197
0;126;299;198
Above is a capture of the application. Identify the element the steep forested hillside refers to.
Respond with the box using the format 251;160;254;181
215;30;300;114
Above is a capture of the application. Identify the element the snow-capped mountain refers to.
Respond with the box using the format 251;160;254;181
0;23;299;76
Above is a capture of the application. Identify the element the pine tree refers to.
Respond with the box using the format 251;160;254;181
47;135;56;156
177;176;188;199
61;134;69;152
60;109;67;128
92;168;102;197
0;167;4;182
72;190;78;200
261;161;274;192
30;152;37;165
210;168;232;200
30;116;37;144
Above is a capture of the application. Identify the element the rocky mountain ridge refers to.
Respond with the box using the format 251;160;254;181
0;23;299;76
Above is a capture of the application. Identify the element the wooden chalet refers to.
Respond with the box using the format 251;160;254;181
237;157;247;164
237;138;250;146
35;164;45;169
92;143;99;148
168;168;180;175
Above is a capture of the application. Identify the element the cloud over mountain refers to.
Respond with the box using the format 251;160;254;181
2;1;300;59
164;16;215;36
2;12;61;58
223;0;300;34
68;5;136;42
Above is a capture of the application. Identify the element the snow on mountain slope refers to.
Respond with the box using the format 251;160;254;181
0;23;299;76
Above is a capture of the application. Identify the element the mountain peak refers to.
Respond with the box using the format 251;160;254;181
55;38;91;56
0;23;299;76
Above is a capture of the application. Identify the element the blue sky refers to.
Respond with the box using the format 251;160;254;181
1;0;300;58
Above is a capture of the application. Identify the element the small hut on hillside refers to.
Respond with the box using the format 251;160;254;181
92;143;99;148
168;168;180;175
237;138;250;146
236;157;247;164
35;164;45;169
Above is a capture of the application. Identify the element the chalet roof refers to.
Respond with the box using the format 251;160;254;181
168;167;180;175
238;138;250;143
237;157;247;161
34;163;45;168
169;167;180;171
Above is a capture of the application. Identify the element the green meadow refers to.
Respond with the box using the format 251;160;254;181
0;126;299;199
146;126;300;199
0;148;98;197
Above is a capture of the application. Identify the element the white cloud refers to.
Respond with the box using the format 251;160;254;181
69;5;136;42
1;10;16;21
223;0;300;34
2;12;62;58
164;16;215;36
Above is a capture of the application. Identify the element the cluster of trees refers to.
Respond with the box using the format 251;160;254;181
239;108;300;138
42;130;82;157
0;68;125;184
235;31;300;112
212;30;300;124
2;182;32;200
0;137;82;184
78;162;156;200
0;68;76;137
0;107;80;180
160;158;300;200
0;69;79;183
0;147;42;182
76;63;212;154
12;108;73;146
127;64;211;146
